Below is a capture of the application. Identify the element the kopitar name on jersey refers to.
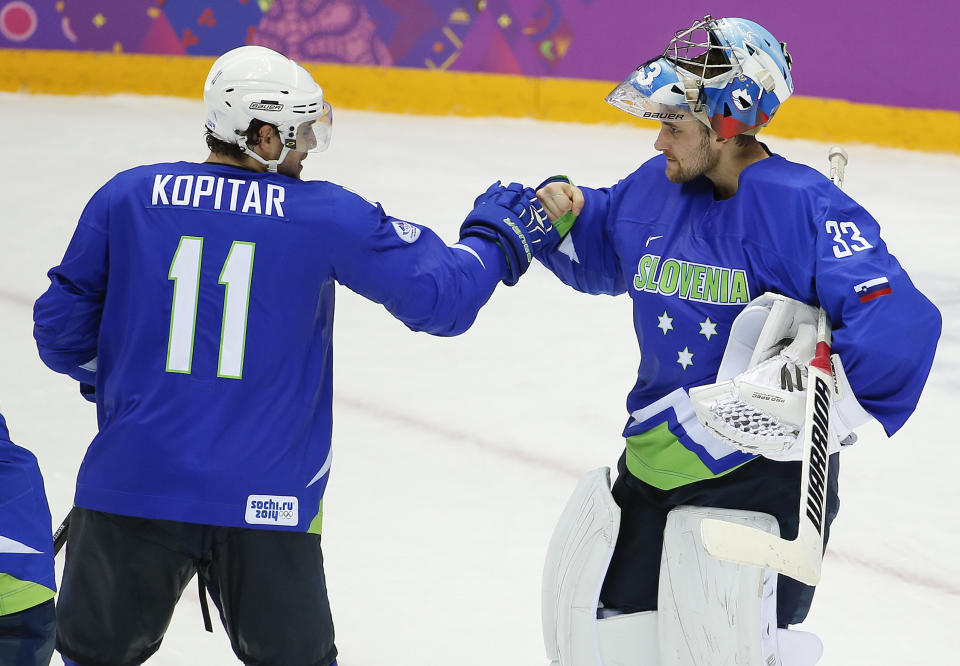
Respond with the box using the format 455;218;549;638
151;172;288;219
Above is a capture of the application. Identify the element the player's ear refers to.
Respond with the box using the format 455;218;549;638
257;123;274;145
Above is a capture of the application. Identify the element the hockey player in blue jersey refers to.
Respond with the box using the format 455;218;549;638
0;411;56;666
536;16;941;665
33;46;558;666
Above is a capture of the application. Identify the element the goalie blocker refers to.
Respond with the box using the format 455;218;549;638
542;468;825;666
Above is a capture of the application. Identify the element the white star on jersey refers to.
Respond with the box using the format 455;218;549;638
558;235;579;263
658;311;674;335
677;347;694;369
699;317;718;341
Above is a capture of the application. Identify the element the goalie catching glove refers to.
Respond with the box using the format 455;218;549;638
689;293;873;461
690;323;817;460
460;181;561;285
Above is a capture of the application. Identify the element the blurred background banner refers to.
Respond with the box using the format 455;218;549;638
1;1;957;151
1;0;952;111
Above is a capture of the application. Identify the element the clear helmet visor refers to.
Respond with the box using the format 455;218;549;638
605;58;700;125
279;102;333;153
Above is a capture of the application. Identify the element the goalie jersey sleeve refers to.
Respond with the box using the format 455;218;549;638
727;158;942;436
33;162;508;531
0;413;56;616
793;171;940;435
533;153;940;489
535;185;628;296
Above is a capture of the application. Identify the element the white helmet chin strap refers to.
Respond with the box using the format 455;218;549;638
236;135;291;174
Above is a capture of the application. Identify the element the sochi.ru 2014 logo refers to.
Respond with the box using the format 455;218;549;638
245;495;299;526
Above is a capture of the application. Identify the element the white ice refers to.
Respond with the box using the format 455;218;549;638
1;93;957;665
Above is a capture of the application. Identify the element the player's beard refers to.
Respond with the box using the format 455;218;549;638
665;130;719;183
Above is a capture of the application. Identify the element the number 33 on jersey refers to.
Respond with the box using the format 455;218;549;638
825;220;872;258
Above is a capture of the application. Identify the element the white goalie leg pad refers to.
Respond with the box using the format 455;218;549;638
658;506;823;666
542;467;621;666
596;610;660;666
542;468;661;666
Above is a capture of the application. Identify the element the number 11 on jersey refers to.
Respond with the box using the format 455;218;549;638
166;236;256;379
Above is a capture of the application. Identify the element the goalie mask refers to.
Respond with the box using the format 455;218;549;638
605;15;793;138
204;45;333;172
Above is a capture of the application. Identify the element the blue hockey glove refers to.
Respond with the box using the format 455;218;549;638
459;181;560;286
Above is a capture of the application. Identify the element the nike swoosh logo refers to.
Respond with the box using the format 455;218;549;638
645;235;663;247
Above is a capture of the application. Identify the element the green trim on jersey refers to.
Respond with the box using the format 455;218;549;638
307;499;323;535
553;210;577;238
0;574;55;616
625;422;750;490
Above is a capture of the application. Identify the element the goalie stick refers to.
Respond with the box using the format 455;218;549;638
699;147;848;586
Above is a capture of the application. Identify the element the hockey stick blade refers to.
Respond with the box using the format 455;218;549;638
700;518;821;585
701;311;833;586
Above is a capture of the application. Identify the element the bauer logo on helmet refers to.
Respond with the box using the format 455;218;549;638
250;101;284;112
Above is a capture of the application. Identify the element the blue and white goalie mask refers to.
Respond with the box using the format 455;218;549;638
606;15;794;138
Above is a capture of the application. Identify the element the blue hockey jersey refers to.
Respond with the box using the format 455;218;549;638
538;151;941;490
34;162;508;531
0;412;55;615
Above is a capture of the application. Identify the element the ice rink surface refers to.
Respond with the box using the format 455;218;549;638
1;93;958;665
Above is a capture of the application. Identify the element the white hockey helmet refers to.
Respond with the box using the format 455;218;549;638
203;45;333;172
606;15;793;138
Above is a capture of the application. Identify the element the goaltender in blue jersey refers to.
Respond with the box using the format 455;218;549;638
534;15;940;666
33;46;558;666
541;150;939;486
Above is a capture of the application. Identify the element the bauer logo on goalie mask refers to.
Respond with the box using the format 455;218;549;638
641;111;689;120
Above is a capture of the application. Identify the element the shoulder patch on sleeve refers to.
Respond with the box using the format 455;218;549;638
391;220;421;243
854;276;892;303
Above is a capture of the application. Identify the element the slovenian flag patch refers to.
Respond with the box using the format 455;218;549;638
854;277;892;303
